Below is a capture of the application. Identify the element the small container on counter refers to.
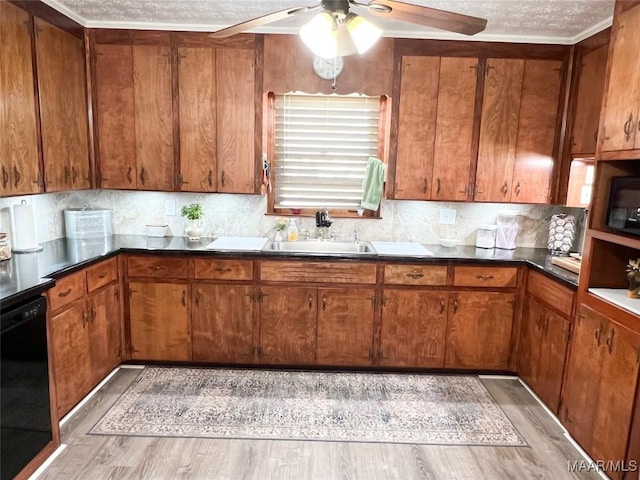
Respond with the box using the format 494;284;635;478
476;225;497;249
0;233;11;260
496;211;519;250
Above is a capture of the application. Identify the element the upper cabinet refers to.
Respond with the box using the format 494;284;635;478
0;2;41;196
394;56;478;201
571;42;609;156
35;18;90;192
476;58;562;203
600;4;640;156
92;32;258;194
391;43;567;205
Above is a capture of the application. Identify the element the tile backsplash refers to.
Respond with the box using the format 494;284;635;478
0;190;586;249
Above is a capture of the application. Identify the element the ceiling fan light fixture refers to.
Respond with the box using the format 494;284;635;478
346;14;382;54
300;11;339;59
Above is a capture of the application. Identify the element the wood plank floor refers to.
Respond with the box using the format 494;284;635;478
37;368;602;480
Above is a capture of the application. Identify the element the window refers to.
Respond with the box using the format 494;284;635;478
267;92;388;216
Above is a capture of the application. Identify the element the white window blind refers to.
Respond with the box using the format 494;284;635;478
274;93;381;209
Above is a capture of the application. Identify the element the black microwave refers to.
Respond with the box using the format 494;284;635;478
607;176;640;236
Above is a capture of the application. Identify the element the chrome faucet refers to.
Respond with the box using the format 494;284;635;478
354;228;360;243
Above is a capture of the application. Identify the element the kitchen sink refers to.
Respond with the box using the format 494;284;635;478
263;240;376;255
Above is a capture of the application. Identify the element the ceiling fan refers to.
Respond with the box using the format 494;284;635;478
210;0;487;58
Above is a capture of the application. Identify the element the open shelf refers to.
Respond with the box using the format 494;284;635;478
589;288;640;316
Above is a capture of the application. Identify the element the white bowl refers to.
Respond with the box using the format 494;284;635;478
439;238;459;248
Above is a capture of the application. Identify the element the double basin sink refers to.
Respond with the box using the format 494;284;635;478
264;240;375;255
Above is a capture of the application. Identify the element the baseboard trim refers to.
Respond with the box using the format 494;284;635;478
27;444;66;480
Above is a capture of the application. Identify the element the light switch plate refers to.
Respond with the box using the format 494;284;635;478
165;199;176;216
439;208;456;225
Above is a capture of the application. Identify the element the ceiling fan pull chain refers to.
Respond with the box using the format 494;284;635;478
332;56;338;90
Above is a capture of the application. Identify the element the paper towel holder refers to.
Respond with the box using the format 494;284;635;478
12;200;43;254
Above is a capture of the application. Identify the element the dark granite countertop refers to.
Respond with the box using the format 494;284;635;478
0;235;579;308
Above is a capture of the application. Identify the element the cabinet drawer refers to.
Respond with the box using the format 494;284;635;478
49;270;86;311
127;256;189;279
260;261;377;284
527;270;574;317
384;264;447;286
194;259;253;280
453;266;518;288
86;257;118;292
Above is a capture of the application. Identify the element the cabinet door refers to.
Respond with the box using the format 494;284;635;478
445;291;515;370
128;282;191;361
517;295;545;388
559;306;606;450
475;58;524;202
394;56;440;199
178;47;216;192
94;44;137;189
259;286;316;365
431;57;478;201
600;5;640;152
316;287;375;366
0;2;40;195
511;60;562;203
133;45;174;191
35;19;90;192
571;43;609;155
216;47;255;193
192;284;253;363
590;322;640;479
88;284;122;383
51;302;92;417
536;305;570;414
380;289;447;368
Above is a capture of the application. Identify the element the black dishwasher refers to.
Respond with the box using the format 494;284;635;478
1;295;53;480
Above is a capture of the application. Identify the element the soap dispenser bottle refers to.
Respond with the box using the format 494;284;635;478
287;218;299;241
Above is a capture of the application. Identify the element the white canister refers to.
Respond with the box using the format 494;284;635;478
496;211;520;250
476;225;497;249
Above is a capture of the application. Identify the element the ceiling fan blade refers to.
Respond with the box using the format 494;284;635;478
366;0;487;36
210;4;320;38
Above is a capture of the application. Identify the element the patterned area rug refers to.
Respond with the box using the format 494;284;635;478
90;367;527;446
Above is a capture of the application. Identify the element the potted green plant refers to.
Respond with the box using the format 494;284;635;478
181;203;204;241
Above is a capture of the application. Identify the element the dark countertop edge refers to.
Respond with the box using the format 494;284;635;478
1;278;56;310
0;239;579;306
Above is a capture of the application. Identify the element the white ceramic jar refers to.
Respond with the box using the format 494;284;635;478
476;225;497;249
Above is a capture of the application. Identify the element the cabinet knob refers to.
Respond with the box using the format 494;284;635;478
1;166;8;189
595;323;603;346
423;179;428;194
322;294;327;311
623;113;634;142
308;294;313;310
514;182;521;197
605;328;615;354
139;167;146;185
207;169;213;188
127;166;133;184
453;298;459;313
436;178;441;195
13;166;21;188
221;170;226;187
502;181;509;197
439;298;445;314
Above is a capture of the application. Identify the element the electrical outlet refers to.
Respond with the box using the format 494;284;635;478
439;208;456;225
165;199;176;216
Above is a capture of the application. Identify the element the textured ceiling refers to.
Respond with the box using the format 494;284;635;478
42;0;615;44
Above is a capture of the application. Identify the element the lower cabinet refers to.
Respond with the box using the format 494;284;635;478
51;283;121;418
128;281;191;361
559;304;640;480
258;285;317;365
380;289;447;368
192;283;254;363
316;287;376;366
517;294;570;413
444;291;516;370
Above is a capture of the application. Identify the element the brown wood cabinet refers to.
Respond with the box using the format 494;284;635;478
600;4;640;154
560;304;640;480
35;19;89;192
316;287;375;366
0;2;41;196
517;294;570;413
94;44;137;189
394;56;477;200
258;285;317;365
192;284;254;363
380;289;447;368
128;281;191;361
49;259;122;418
178;46;217;192
571;42;609;155
476;59;561;203
445;291;516;370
